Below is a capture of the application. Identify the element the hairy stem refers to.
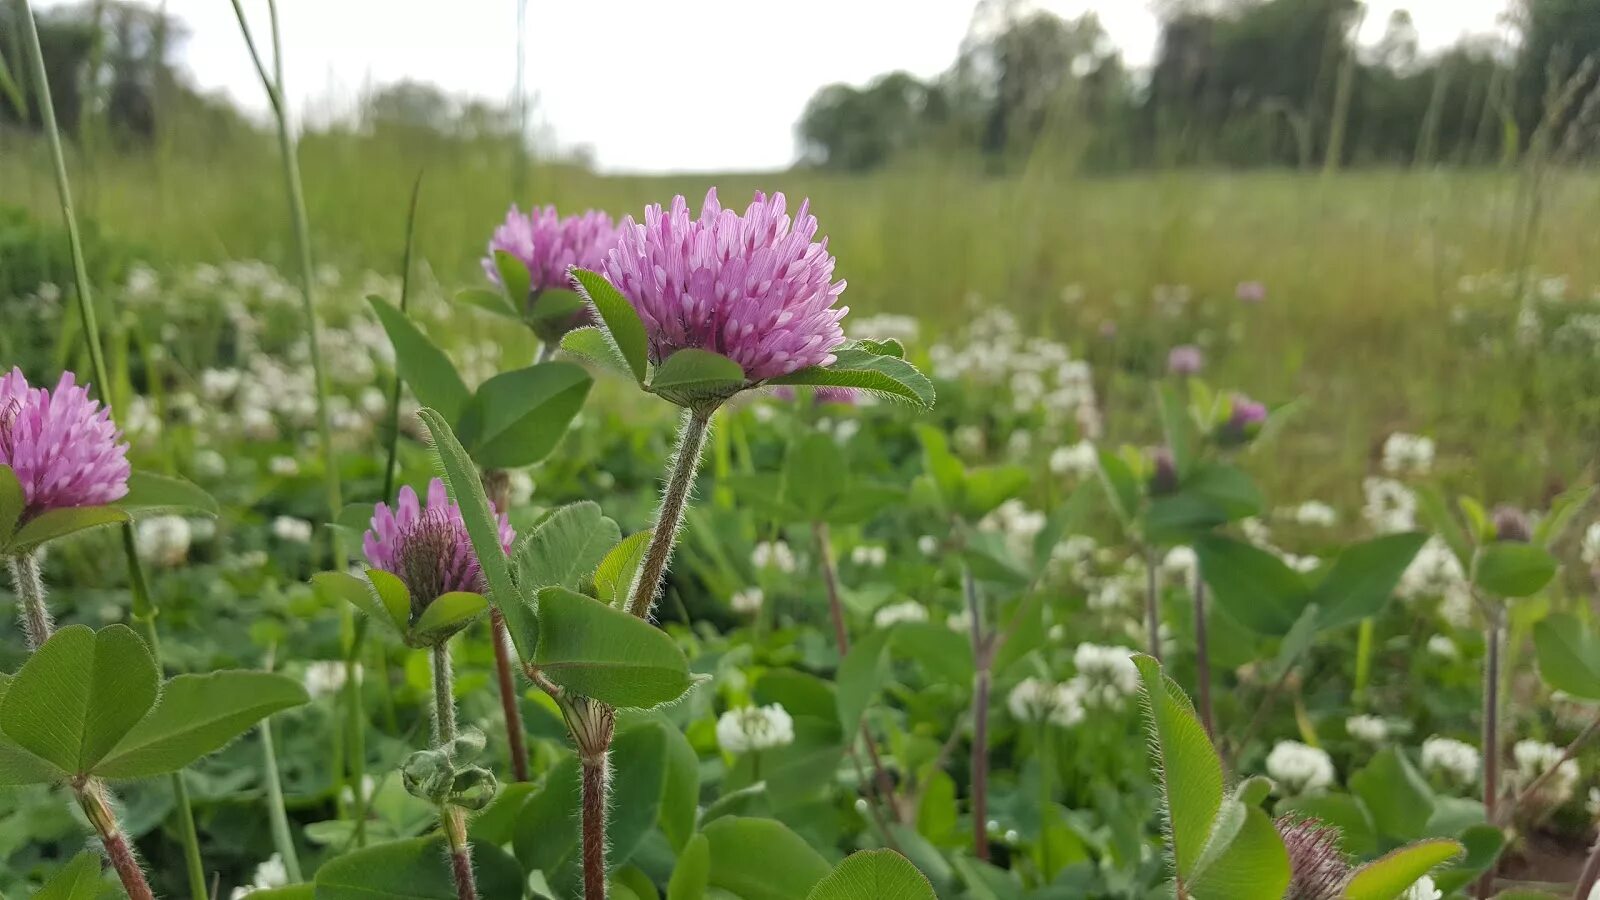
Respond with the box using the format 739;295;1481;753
77;781;155;900
8;552;51;650
430;643;478;900
627;410;712;619
582;755;609;900
964;565;992;862
1192;574;1215;741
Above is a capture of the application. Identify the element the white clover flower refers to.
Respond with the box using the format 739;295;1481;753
715;704;795;754
873;601;928;629
730;588;764;615
505;469;536;506
1049;440;1099;478
1583;522;1600;569
1241;517;1274;548
229;853;290;900
1006;678;1084;728
338;773;376;807
1265;741;1336;795
1399;537;1467;602
272;516;314;544
193;449;227;479
917;535;939;556
1514;740;1579;807
1161;546;1198;583
1282;501;1338;527
268;456;301;477
136;515;192;568
954;425;985;456
751;541;796;574
1069;643;1140;711
850;545;887;568
1399;875;1441;900
946;610;973;633
1087;576;1131;612
304;660;351;699
1590;786;1600;818
1421;736;1479;787
1346;715;1389;745
1426;635;1460;659
1381;433;1436;476
1363;477;1418;534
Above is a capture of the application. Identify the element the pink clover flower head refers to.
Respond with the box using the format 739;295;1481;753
1167;344;1204;376
0;368;130;517
483;205;619;295
363;478;514;614
598;188;848;382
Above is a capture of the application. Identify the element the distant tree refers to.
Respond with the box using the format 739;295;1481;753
797;72;935;170
1516;0;1600;141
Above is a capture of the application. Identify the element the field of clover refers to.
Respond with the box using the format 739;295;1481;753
11;6;1600;900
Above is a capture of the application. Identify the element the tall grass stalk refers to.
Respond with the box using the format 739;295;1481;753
259;646;304;881
16;2;207;895
227;0;344;565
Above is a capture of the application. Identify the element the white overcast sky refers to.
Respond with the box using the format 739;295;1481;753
45;0;1513;173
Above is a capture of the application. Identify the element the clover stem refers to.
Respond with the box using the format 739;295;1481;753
7;551;51;650
1144;546;1162;663
430;642;478;900
76;780;155;900
627;409;712;620
482;472;530;782
582;754;610;900
1575;834;1600;900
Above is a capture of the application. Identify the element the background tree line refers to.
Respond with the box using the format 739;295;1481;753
798;0;1600;172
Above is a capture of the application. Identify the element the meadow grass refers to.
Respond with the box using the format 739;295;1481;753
4;133;1599;508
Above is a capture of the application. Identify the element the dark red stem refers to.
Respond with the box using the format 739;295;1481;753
489;610;530;782
582;758;609;899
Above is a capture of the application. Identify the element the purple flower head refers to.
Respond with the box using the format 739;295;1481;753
1492;504;1531;543
1218;393;1268;445
1167;344;1204;376
363;478;515;615
598;188;849;382
1148;446;1179;496
483;205;619;297
0;368;130;517
1237;281;1267;304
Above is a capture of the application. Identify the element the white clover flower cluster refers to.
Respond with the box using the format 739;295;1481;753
1161;546;1198;584
1236;518;1320;574
946;609;973;634
1049;534;1099;582
135;515;193;568
272;516;314;544
849;313;920;345
1279;500;1338;527
730;588;764;615
715;704;795;754
1400;875;1442;900
1381;433;1435;476
978;499;1047;560
1049;440;1099;479
850;545;887;567
229;854;289;900
1513;740;1580;807
1345;715;1390;745
1363;477;1418;534
1583;522;1600;570
1265;741;1337;795
1421;736;1480;787
873;601;929;629
1398;537;1474;628
303;661;355;699
917;535;940;556
929;308;1102;438
751;540;796;574
1069;643;1140;710
1006;677;1084;728
1426;635;1460;659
